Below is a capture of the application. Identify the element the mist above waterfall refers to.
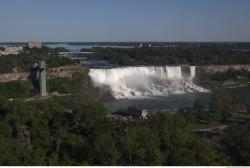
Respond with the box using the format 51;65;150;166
89;66;208;99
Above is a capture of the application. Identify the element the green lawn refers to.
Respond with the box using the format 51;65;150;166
188;112;250;131
233;113;250;120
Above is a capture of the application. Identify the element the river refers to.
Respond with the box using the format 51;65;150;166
46;43;132;52
45;44;250;113
104;86;250;113
87;65;250;113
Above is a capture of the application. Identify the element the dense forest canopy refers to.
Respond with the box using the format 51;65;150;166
0;46;74;73
0;90;249;166
87;46;250;66
0;71;112;101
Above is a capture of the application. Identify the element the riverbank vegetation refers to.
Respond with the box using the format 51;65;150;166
0;70;113;102
47;72;113;101
86;46;250;66
0;80;35;98
197;69;250;89
179;89;241;125
0;46;75;73
0;88;250;166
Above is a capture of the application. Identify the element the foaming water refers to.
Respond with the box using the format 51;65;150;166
89;66;209;99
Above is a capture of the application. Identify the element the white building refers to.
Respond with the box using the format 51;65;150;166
4;46;23;55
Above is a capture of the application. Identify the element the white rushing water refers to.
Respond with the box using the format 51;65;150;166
89;66;208;99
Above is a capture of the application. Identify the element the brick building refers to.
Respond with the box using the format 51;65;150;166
28;41;42;48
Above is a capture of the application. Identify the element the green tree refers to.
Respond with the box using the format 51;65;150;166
193;100;209;121
90;129;119;165
210;89;240;123
120;122;162;166
72;102;106;136
221;124;250;165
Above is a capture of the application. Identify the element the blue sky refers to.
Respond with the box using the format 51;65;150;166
0;0;250;42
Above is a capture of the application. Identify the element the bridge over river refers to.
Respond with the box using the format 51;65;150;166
59;51;94;60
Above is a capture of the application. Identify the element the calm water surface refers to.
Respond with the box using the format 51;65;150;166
46;44;131;52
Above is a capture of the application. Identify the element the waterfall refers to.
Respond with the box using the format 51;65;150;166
190;66;196;79
89;66;208;99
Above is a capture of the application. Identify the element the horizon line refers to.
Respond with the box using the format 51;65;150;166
1;41;250;44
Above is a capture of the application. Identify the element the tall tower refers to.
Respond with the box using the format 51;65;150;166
39;61;48;96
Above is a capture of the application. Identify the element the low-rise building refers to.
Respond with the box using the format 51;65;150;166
240;104;250;113
28;41;42;48
4;46;23;55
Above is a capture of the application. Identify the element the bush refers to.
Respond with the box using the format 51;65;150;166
0;81;35;98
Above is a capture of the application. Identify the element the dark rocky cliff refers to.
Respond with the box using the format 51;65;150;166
0;65;87;83
195;64;250;89
1;64;250;85
196;64;250;76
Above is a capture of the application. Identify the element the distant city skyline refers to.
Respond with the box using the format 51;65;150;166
1;0;250;42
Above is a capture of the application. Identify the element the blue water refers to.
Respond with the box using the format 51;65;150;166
46;44;132;52
104;92;212;113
